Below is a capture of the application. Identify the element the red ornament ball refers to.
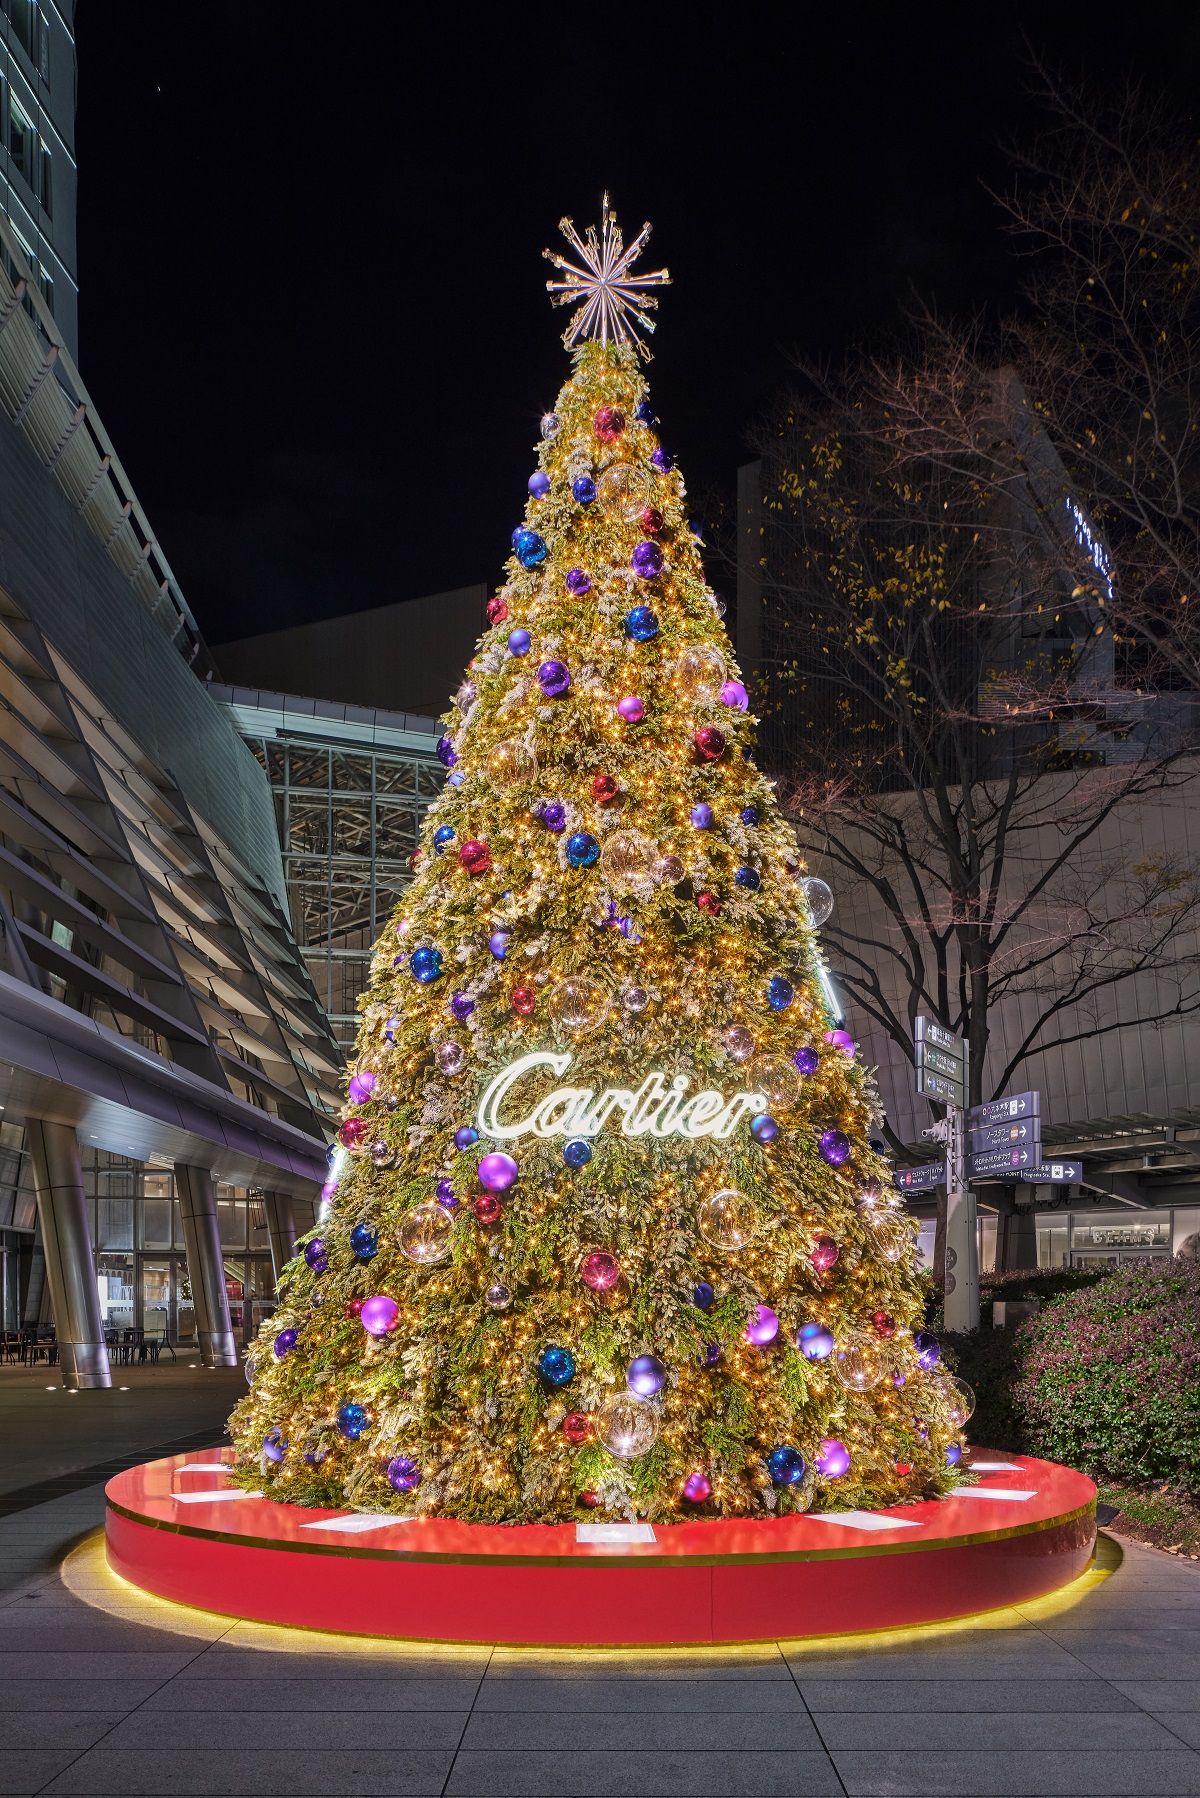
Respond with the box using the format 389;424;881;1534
407;849;424;873
459;839;492;876
562;1411;592;1446
344;1297;365;1319
486;595;508;626
694;725;727;762
593;404;626;443
579;1489;600;1508
592;772;620;804
696;891;721;916
872;1310;897;1337
895;1460;912;1477
337;1117;369;1151
511;986;536;1016
473;1193;502;1226
579;1249;621;1292
639;505;665;535
811;1235;840;1272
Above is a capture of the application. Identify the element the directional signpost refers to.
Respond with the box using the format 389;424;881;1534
894;1160;947;1193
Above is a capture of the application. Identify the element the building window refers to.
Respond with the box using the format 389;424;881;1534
7;92;33;185
8;0;36;65
38;142;50;215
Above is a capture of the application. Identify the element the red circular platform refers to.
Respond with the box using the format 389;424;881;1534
105;1450;1096;1646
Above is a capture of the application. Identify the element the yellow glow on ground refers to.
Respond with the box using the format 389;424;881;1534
61;1530;1121;1658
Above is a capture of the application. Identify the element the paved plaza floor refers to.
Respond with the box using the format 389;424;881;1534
0;1365;1198;1796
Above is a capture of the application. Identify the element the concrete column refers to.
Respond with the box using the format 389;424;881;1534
26;1119;111;1389
174;1163;238;1366
998;1191;1040;1271
263;1190;300;1286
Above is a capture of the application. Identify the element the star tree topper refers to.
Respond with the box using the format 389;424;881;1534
544;194;670;358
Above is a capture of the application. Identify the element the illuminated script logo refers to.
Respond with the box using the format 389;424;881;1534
477;1050;767;1143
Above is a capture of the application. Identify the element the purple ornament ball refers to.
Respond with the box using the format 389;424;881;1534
819;1128;851;1167
631;540;665;579
617;695;645;723
508;628;531;656
744;1305;779;1345
538;659;572;698
360;1294;399;1337
566;568;591;596
627;1353;667;1397
682;1471;712;1504
387;1454;422;1493
454;1126;480;1151
720;679;749;710
690;803;714;828
435;1177;459;1210
449;991;475;1022
528;471;551;499
650;446;673;474
750;1112;778;1144
273;1328;299;1357
816;1437;851;1478
303;1237;328;1273
792;1046;820;1076
347;1069;377;1105
825;1028;856;1057
488;929;510;960
477;1151;519;1194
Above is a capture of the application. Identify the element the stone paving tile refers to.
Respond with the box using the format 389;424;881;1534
1118;1682;1200;1712
100;1708;467;1751
176;1648;490;1680
816;1708;1183;1749
0;1680;164;1713
474;1675;807;1712
833;1747;1200;1794
1159;1717;1200;1751
783;1639;1090;1680
0;1650;200;1679
1043;1629;1200;1678
798;1675;1138;1712
0;1751;81;1795
460;1708;824;1751
486;1646;790;1679
0;1713;123;1750
444;1748;844;1796
139;1675;483;1711
39;1748;455;1795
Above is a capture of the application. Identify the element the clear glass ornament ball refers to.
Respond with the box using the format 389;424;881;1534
397;1201;455;1265
697;1187;760;1252
595;1391;659;1460
802;875;835;926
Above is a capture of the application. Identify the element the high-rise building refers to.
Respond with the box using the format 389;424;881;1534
0;0;76;360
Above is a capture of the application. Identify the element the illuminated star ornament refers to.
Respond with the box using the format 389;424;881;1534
544;194;670;357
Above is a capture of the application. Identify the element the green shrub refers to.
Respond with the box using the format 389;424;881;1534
1010;1258;1200;1491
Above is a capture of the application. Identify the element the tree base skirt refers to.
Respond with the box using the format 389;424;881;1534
105;1450;1096;1646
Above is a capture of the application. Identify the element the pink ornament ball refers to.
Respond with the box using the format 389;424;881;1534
477;1152;519;1194
359;1294;399;1337
744;1304;780;1345
811;1235;840;1272
579;1250;620;1292
682;1471;712;1504
617;695;645;724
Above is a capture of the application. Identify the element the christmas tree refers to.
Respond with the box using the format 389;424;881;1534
230;201;971;1523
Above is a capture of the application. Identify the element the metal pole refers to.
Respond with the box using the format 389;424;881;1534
174;1163;238;1366
942;1042;980;1331
26;1119;111;1388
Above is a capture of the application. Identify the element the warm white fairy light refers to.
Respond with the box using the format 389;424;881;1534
544;193;670;354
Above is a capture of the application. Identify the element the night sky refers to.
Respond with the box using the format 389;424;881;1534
74;5;1199;651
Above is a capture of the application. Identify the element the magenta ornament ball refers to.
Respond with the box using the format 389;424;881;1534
816;1437;851;1478
720;679;749;710
617;695;645;723
682;1471;712;1504
824;1029;856;1057
347;1069;377;1104
744;1304;780;1346
359;1294;400;1337
477;1152;519;1194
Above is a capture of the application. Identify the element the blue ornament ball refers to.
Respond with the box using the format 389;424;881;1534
566;831;601;868
797;1321;835;1361
946;1443;963;1468
767;975;795;1011
693;1280;716;1311
454;1125;480;1151
336;1402;369;1440
538;1344;576;1387
702;1341;722;1368
528;471;551;499
508;628;532;656
350;1223;379;1262
563;1138;593;1169
740;805;760;826
512;527;548;568
635;399;656;424
572;474;597;504
690;803;714;828
735;866;761;891
624;605;660;642
488;929;511;959
410;946;444;984
767;1444;806;1486
914;1330;941;1370
433;825;455;853
273;1328;298;1357
750;1111;778;1144
387;1454;423;1492
262;1428;286;1462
